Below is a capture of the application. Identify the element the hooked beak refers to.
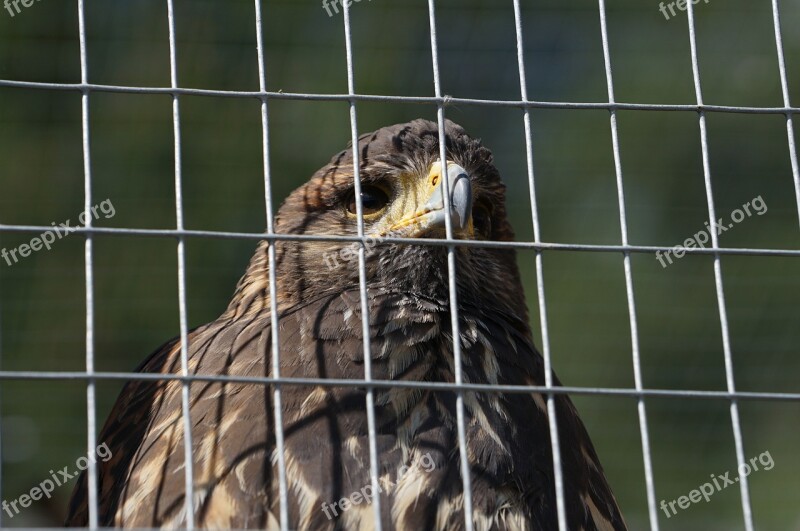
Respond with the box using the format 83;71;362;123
386;161;473;238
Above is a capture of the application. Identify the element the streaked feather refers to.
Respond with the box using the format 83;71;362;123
66;119;626;530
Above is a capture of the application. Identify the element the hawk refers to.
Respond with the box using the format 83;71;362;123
66;119;626;530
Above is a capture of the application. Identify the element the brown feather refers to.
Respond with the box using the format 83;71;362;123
66;119;626;530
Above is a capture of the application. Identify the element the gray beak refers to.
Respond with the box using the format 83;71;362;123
448;167;472;232
419;162;473;235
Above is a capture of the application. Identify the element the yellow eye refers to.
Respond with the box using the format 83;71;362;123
346;185;390;216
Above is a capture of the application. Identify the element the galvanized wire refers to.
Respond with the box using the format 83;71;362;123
685;2;754;530
0;1;797;530
770;0;800;231
595;1;659;529
2;223;798;258
510;2;566;529
165;0;197;526
341;2;385;529
1;370;800;403
425;1;475;529
77;0;99;528
1;78;799;115
253;0;290;529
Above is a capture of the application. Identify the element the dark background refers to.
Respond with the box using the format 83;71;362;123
0;0;798;529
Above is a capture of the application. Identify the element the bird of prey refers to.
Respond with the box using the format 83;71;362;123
66;119;626;530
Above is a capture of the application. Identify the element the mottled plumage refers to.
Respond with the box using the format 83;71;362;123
66;119;626;530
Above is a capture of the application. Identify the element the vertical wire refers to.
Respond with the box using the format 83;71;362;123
77;1;99;527
341;3;384;529
425;2;474;529
770;0;800;230
596;2;659;529
165;1;196;527
684;3;754;530
510;2;566;529
253;1;289;528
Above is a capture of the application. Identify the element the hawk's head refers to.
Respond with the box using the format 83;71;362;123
229;119;528;326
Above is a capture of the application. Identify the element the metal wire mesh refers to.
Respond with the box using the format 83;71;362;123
0;1;798;530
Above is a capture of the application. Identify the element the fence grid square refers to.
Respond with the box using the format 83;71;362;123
0;1;797;529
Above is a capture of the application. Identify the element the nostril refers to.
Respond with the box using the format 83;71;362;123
431;174;439;186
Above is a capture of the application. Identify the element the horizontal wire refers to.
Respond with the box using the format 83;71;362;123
0;370;798;402
0;223;797;257
2;5;793;529
0;79;799;115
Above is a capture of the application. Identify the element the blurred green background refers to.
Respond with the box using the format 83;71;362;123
0;0;798;529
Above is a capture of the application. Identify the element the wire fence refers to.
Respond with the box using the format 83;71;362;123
0;0;798;530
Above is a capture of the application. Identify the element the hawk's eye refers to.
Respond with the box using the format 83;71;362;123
346;185;390;216
472;199;493;236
